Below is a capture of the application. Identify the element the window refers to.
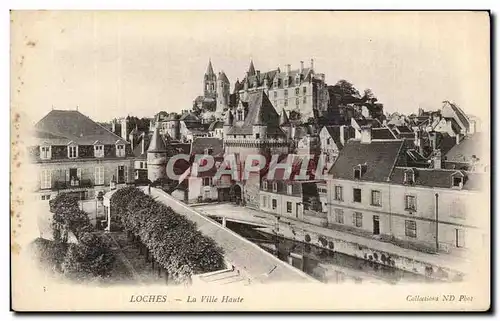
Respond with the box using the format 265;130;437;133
274;79;279;88
295;77;300;85
287;201;292;213
116;144;125;157
95;166;104;185
284;100;288;107
68;145;78;158
405;195;417;211
334;209;344;224
140;162;144;169
255;133;260;139
203;177;212;186
272;199;277;210
144;162;147;169
453;177;463;188
354;168;361;179
353;188;362;203
404;171;415;184
296;98;300;106
272;182;278;192
262;180;268;190
94;145;104;158
287;184;293;195
40;169;51;189
371;190;381;206
237;110;243;121
303;96;307;104
41;194;51;201
334;186;343;201
40;146;51;160
263;196;267;208
284;89;288;97
303;87;307;94
284;79;288;87
295;88;299;95
352;212;363;227
117;166;125;183
274;91;277;98
405;220;417;238
273;100;277;106
326;138;331;145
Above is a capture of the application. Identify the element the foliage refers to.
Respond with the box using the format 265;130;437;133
50;193;92;240
29;238;69;273
305;234;311;243
126;116;150;133
111;187;225;283
61;232;115;279
334;80;361;100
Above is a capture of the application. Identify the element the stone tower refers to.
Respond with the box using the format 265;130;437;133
203;59;217;98
147;126;168;182
216;71;230;114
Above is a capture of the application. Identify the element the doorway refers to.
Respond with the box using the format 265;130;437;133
373;215;380;235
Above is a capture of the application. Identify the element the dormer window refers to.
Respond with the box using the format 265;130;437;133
451;171;465;189
40;145;51;160
354;168;361;179
262;180;268;190
237;109;243;122
67;143;78;159
116;144;125;157
274;78;279;88
284;79;288;87
404;169;415;185
94;144;104;158
272;182;278;192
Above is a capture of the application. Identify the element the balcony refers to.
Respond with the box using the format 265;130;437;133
53;179;93;191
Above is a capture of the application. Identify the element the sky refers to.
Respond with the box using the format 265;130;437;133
11;11;490;124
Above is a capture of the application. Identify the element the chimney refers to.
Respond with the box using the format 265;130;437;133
141;133;146;155
429;131;438;150
310;58;314;71
360;125;372;144
432;149;442;169
340;125;346;146
286;64;291;75
300;61;304;74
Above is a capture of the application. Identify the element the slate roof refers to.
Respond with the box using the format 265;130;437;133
329;140;405;183
34;110;127;146
324;126;346;148
148;127;167;152
217;71;229;83
390;167;484;191
191;137;224;157
372;128;397;140
180;112;201;122
445;133;486;163
227;91;286;136
235;65;313;91
208;120;224;131
445;102;470;131
132;133;151;159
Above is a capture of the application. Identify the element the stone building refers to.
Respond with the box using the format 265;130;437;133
326;132;487;255
193;59;230;118
233;59;329;120
29;109;135;202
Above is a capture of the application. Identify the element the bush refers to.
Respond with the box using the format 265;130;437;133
50;193;92;240
305;234;311;243
111;187;225;283
318;236;328;247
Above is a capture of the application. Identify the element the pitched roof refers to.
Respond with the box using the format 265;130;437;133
227;91;285;136
390;167;484;191
180;112;201;122
190;137;224;157
217;71;229;83
324;126;345;148
329;140;405;183
372;128;397;140
208;120;224;131
148;127;167;153
132;133;151;159
445;133;486;163
279;109;290;126
443;101;470;132
34;110;127;145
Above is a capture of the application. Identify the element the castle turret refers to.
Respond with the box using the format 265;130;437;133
223;109;233;137
216;71;230;114
147;126;168;182
203;59;217;98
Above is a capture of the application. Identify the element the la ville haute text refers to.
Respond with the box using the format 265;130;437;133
129;295;243;303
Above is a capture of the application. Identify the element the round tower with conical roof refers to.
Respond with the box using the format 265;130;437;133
147;126;168;182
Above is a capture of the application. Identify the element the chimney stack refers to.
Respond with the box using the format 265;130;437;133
360;125;372;144
300;61;304;74
310;58;314;71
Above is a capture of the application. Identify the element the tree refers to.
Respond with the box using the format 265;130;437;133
334;80;361;100
363;88;377;102
61;232;115;279
50;193;92;241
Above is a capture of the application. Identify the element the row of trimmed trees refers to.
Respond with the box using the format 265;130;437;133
110;187;225;284
30;193;115;281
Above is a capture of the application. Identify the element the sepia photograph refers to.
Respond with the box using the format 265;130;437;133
9;10;491;312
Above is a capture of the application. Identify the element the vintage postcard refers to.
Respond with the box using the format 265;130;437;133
10;10;491;311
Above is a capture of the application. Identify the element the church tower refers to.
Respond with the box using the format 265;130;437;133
203;59;217;98
147;126;168;182
216;71;230;114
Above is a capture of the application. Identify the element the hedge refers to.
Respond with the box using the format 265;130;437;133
110;187;225;283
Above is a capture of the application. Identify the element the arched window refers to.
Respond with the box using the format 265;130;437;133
237;110;243;121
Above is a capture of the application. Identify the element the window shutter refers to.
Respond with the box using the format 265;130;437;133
77;168;82;180
124;165;129;183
